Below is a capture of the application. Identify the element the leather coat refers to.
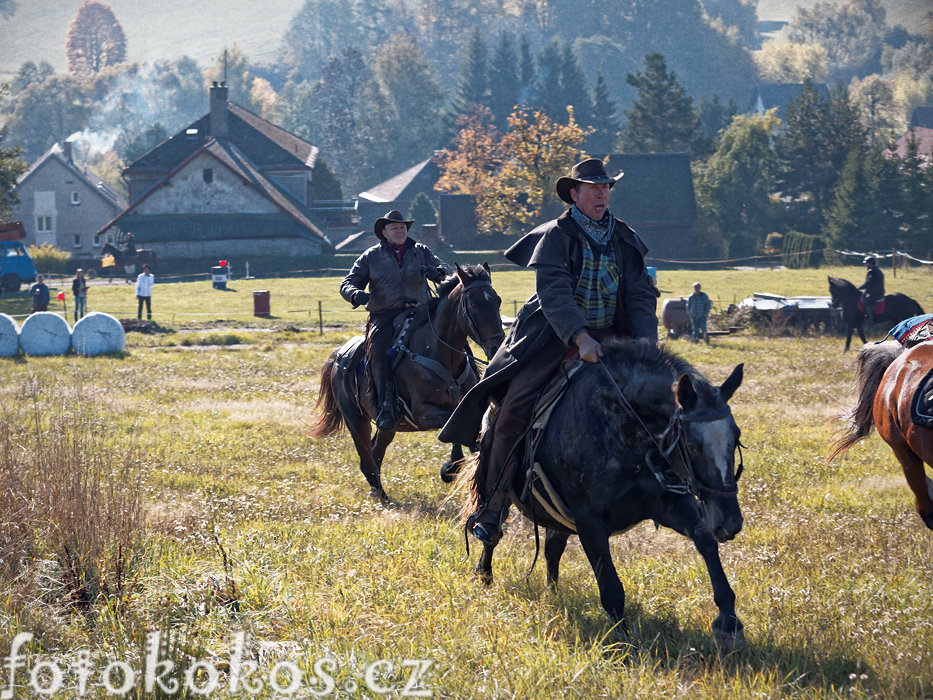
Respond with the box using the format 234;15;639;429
340;238;447;313
439;209;659;445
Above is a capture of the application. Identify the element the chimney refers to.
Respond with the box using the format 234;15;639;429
209;81;229;139
62;141;73;162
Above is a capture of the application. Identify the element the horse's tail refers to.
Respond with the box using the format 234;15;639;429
309;352;344;438
445;450;482;525
828;342;904;461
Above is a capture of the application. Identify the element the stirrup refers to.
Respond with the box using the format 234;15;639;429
375;406;396;430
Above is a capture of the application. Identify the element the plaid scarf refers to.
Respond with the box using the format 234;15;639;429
572;234;620;331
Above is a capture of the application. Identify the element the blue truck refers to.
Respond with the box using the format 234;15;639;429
0;221;37;293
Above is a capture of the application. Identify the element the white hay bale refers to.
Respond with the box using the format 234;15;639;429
0;313;20;357
19;312;72;356
72;312;126;355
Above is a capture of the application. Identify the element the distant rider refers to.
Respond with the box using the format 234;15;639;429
857;256;884;324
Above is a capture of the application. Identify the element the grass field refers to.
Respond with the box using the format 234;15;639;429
0;266;931;698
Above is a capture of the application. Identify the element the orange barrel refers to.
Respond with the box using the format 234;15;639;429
253;290;270;317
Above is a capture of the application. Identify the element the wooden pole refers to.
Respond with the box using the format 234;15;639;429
318;300;323;334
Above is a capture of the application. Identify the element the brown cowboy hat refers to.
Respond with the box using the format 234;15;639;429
374;210;414;239
555;158;624;204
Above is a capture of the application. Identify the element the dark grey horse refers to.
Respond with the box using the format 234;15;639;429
467;339;746;647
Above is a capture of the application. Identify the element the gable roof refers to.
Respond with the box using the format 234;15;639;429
17;143;127;209
606;153;696;224
97;139;328;243
125;102;318;175
358;158;438;203
893;126;933;159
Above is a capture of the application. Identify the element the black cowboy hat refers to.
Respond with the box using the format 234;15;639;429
374;210;414;239
556;158;624;204
863;255;876;264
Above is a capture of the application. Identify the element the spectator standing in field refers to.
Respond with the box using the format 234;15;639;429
30;275;49;313
686;281;712;343
135;264;154;320
72;268;87;321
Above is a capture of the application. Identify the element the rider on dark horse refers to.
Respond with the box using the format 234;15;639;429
123;232;137;256
858;255;884;325
439;158;660;543
340;210;450;430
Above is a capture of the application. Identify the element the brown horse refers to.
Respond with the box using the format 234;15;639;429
311;263;504;501
829;341;933;530
100;242;158;280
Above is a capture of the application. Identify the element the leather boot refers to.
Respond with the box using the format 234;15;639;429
376;378;397;430
471;489;509;543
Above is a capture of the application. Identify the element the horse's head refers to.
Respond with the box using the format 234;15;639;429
672;363;745;542
455;262;504;359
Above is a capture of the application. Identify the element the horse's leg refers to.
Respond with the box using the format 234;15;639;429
441;443;464;483
845;327;853;352
889;442;933;532
544;528;570;589
858;324;867;346
690;524;744;650
575;515;627;635
342;415;387;502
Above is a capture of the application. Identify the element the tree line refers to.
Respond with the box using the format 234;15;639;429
0;0;931;260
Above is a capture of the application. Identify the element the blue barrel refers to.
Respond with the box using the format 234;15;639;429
647;266;657;282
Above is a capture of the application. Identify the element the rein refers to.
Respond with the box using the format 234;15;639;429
598;361;741;500
425;280;502;367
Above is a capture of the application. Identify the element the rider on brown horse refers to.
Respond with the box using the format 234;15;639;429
439;158;660;543
340;210;450;430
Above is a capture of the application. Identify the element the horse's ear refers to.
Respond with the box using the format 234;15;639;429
482;261;490;275
455;263;467;284
719;363;743;403
674;373;698;411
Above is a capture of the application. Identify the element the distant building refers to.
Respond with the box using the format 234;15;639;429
746;83;829;121
909;106;933;129
354;157;441;248
97;82;342;263
892;126;933;160
13;142;126;263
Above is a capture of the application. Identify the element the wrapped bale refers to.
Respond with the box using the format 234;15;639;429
19;312;71;356
0;313;20;357
72;312;126;355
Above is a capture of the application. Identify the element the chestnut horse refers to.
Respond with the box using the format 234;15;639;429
829;341;933;530
311;263;503;502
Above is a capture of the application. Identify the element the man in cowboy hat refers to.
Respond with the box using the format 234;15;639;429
439;157;659;543
340;210;450;430
857;255;884;325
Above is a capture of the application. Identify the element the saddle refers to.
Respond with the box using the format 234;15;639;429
911;365;933;428
857;297;886;314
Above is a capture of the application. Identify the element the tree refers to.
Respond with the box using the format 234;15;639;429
0;124;28;221
488;32;521;131
311;158;344;201
822;144;889;252
9;61;55;96
898;134;933;257
849;74;899;145
0;0;17;20
435;106;503;197
408;192;438;230
587;71;620;156
618;53;703;155
694;110;780;256
116;123;168;163
698;94;737;143
753;41;829;83
454;27;490;114
700;0;759;48
65;1;127;76
775;81;868;234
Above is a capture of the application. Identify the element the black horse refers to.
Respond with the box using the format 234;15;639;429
312;264;504;502
828;277;924;351
101;242;158;281
466;340;746;647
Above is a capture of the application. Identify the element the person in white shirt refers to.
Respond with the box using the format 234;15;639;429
135;264;154;320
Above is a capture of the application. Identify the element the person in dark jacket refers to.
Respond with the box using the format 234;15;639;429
857;255;885;324
439;158;659;543
340;210;449;430
30;275;50;313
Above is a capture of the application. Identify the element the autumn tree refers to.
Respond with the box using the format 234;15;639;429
437;105;589;235
65;1;127;76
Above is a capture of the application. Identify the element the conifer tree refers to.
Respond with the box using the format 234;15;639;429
455;27;490;113
488;33;521;131
823;144;887;252
587;72;619;156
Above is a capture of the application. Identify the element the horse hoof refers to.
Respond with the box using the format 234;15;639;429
440;461;460;483
369;487;389;504
713;625;746;651
474;566;493;587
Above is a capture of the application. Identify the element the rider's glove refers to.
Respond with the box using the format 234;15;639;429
352;291;370;308
421;265;443;281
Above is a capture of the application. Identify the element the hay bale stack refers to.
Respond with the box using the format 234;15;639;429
0;313;20;356
72;312;126;355
19;312;71;356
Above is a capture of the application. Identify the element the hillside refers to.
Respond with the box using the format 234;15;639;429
757;0;931;26
0;0;305;79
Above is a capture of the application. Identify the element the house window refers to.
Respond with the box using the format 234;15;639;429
92;233;102;247
73;234;81;248
36;216;53;232
203;168;213;183
71;191;80;205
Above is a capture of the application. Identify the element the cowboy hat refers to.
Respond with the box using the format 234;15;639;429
374;210;414;239
556;158;624;204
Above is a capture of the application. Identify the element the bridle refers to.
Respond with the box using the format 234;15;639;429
599;361;744;501
426;279;503;365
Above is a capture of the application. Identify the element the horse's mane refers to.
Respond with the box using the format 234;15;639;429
427;264;491;313
600;338;717;405
828;277;857;293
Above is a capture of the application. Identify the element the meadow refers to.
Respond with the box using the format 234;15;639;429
0;264;931;698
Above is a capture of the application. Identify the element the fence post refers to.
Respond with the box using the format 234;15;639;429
318;300;323;334
892;247;897;277
513;300;517;317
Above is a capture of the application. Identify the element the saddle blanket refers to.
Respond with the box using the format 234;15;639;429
886;314;933;347
857;297;886;314
911;366;933;428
